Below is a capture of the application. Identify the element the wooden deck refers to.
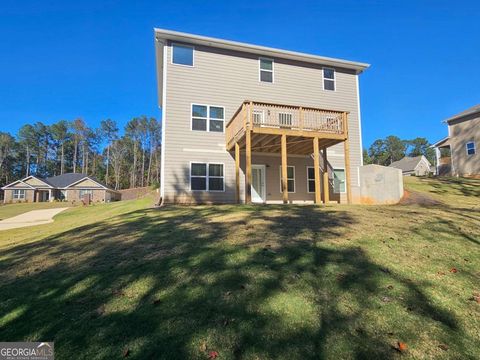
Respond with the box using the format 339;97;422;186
226;101;352;205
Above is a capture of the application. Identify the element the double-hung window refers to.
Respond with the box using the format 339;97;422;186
307;167;319;193
466;141;476;155
259;58;274;83
279;166;295;192
191;163;224;191
172;43;194;66
323;68;335;91
333;169;346;193
13;189;25;199
79;189;93;199
191;104;225;132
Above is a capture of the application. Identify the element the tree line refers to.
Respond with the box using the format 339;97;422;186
363;136;436;166
0;117;161;190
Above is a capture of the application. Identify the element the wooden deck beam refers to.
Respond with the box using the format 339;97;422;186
323;148;329;204
343;112;352;204
313;137;321;204
235;142;240;204
281;134;288;204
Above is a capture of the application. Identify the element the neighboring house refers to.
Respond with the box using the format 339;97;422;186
432;104;479;177
1;173;121;203
154;28;369;204
389;156;432;176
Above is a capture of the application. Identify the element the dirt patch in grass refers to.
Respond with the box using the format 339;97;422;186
399;189;444;206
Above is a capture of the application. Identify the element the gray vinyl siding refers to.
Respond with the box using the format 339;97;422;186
162;42;363;203
449;115;480;176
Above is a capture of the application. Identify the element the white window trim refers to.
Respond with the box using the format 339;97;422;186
333;167;346;194
323;67;336;92
79;189;93;199
278;165;295;193
466;141;476;155
13;189;26;199
252;109;265;125
189;162;225;192
171;42;195;67
259;57;274;83
191;104;225;133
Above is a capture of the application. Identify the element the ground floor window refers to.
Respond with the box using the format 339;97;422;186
307;167;322;193
279;166;295;192
79;189;93;199
333;169;346;193
190;163;224;191
13;189;26;199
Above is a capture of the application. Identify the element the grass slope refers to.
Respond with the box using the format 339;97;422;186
0;178;478;359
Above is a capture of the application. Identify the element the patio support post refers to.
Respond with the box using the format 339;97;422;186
235;142;240;204
323;148;329;204
343;112;352;204
245;104;252;204
313;137;321;204
281;134;288;204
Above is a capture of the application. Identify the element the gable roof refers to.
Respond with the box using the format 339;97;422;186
389;156;430;172
45;173;90;188
444;104;480;123
154;28;370;106
46;173;115;190
2;173;118;191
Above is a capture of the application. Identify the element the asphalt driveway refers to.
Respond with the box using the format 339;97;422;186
0;208;69;231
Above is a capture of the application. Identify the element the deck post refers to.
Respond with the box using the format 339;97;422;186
343;112;352;204
235;142;240;204
281;134;288;204
245;104;252;204
322;148;329;204
313;137;321;204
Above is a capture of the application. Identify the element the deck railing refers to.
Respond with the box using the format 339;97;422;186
226;101;346;148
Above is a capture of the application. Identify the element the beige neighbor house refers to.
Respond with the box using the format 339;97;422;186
432;104;479;177
2;173;121;203
154;28;370;204
389;156;432;176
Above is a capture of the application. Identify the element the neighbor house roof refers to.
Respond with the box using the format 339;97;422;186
2;173;117;191
45;173;90;188
444;104;480;123
389;156;430;173
154;28;370;106
431;136;451;148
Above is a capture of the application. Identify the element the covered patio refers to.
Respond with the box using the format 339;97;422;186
226;100;352;204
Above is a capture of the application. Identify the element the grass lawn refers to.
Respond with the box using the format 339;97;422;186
0;202;73;221
0;178;478;359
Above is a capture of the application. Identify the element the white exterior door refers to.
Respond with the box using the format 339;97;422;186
251;165;266;203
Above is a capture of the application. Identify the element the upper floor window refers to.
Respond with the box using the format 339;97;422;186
259;58;274;83
323;68;335;91
191;104;225;132
172;43;194;66
466;141;476;155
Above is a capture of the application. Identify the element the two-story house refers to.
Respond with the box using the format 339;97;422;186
432;104;479;177
154;29;369;204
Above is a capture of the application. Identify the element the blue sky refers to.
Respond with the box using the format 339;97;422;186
1;0;479;148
